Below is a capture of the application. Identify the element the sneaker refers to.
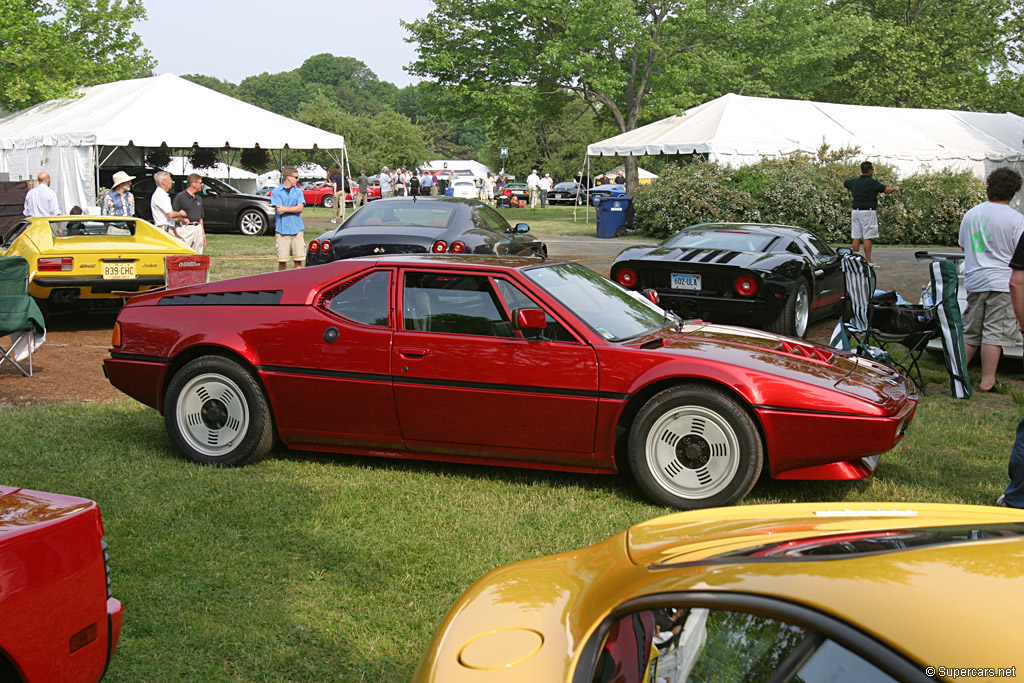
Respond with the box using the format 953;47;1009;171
330;219;337;224
997;493;1007;506
869;262;880;269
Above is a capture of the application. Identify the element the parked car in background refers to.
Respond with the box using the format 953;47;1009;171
299;181;337;208
611;223;845;338
497;182;529;207
449;180;478;199
345;179;382;204
414;502;1023;682
546;180;584;204
102;168;276;237
0;484;123;682
587;183;627;204
1;215;195;309
105;256;915;510
306;196;546;265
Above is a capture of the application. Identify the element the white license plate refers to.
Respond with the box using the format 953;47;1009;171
103;262;135;280
671;273;701;290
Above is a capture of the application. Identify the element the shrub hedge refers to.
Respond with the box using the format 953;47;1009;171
633;155;985;245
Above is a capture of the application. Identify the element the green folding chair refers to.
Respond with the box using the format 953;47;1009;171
0;256;46;377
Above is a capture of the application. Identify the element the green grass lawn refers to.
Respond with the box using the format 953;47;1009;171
1;217;1020;681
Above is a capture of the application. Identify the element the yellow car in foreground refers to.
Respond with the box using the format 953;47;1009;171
1;215;194;307
415;503;1024;682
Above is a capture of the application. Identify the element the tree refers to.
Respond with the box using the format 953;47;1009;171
0;0;153;111
181;74;236;96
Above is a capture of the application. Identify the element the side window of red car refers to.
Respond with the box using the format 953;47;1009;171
493;278;577;343
403;271;514;337
320;270;391;327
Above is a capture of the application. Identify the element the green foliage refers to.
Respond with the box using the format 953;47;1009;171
180;74;236;96
634;157;985;244
0;0;154;110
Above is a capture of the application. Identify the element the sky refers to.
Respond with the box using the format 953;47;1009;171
135;1;434;88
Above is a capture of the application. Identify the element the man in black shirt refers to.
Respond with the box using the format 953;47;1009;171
843;161;900;267
171;173;206;253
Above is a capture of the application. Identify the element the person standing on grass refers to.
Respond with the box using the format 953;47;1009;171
329;166;345;224
271;167;306;270
961;168;1024;395
539;173;553;208
23;171;60;217
150;171;188;235
353;170;369;209
526;169;541;208
171;173;207;253
844;161;900;268
999;169;1024;507
379;167;393;198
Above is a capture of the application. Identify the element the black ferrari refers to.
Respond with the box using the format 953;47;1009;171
610;223;845;338
306;196;547;265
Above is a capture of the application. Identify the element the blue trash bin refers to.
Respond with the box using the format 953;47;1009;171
595;196;633;238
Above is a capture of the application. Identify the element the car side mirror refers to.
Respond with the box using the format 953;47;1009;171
513;308;546;331
514;223;530;234
836;247;852;256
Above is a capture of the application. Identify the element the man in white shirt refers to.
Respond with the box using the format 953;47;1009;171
539;173;553;209
959;167;1024;392
379;167;393;198
23;172;60;217
526;169;541;208
150;171;188;234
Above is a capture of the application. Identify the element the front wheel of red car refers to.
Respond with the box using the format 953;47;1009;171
164;356;274;466
628;384;762;509
322;194;335;209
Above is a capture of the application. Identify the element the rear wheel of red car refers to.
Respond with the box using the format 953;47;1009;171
628;384;762;509
322;194;335;209
164;356;274;466
767;277;810;338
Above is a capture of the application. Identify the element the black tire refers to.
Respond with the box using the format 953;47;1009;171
767;277;810;338
628;384;762;509
238;209;269;237
164;356;274;466
323;194;335;209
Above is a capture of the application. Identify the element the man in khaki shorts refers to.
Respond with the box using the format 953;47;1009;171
843;161;900;267
270;166;306;270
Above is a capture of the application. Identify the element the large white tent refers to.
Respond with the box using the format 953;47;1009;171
588;93;1024;189
0;74;346;212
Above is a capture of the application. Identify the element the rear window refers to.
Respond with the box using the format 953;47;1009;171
664;229;775;252
345;202;457;229
50;220;137;237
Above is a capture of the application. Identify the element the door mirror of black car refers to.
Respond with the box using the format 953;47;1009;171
513;308;547;331
513;223;530;233
836;246;852;256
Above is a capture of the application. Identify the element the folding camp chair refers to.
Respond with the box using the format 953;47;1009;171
0;255;46;377
833;252;942;392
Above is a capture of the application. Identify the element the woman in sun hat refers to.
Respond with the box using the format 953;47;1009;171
101;170;136;216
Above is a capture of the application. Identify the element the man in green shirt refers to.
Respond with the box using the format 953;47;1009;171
843;161;901;267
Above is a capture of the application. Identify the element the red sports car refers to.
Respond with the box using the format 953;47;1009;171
0;485;123;682
300;182;337;208
103;256;917;509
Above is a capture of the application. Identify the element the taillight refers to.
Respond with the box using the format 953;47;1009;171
615;267;637;288
111;322;122;348
321;240;332;253
308;240;319;252
449;241;466;254
734;275;758;296
432;240;448;253
38;257;73;271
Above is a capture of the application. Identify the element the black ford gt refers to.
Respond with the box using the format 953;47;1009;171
306;196;547;265
611;223;845;338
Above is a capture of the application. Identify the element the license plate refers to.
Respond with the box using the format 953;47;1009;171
671;273;701;290
558;193;566;198
103;262;135;279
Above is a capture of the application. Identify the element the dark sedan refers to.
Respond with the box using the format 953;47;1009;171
104;168;276;237
547;181;584;204
611;223;845;338
306;196;547;265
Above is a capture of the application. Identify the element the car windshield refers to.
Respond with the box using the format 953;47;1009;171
49;219;137;237
524;262;671;341
344;201;457;228
665;228;775;252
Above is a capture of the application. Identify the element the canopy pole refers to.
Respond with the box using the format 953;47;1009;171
573;151;589;222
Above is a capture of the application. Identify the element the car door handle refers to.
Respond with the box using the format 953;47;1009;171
399;347;429;359
814;269;824;277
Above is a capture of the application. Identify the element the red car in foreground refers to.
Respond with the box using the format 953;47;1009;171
0;485;123;682
103;256;916;509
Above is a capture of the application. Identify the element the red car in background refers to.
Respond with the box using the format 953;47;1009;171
0;485;123;682
344;179;381;204
300;181;337;209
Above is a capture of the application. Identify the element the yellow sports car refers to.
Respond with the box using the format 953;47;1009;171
0;215;194;307
415;503;1024;682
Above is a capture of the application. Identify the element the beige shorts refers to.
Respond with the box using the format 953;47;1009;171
851;210;879;240
963;290;1018;347
276;231;306;262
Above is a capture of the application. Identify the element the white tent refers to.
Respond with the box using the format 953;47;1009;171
162;156;260;195
588;93;1024;196
604;165;659;184
0;73;346;212
422;159;491;180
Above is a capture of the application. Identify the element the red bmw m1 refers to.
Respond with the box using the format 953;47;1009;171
104;255;916;509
